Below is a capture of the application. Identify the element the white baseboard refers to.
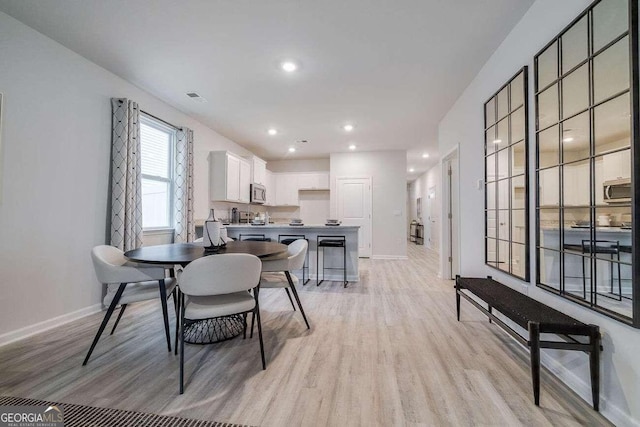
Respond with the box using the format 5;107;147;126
371;255;408;260
0;303;102;348
541;353;638;427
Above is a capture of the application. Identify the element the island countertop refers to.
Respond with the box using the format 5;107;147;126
224;224;360;230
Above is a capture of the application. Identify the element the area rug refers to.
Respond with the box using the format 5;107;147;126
0;396;251;427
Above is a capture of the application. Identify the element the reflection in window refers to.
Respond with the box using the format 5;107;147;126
535;0;637;327
484;67;529;280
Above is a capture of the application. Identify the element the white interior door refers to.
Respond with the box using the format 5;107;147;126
336;177;372;257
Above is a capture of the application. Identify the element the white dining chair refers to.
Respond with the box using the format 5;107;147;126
177;253;263;394
257;239;310;330
83;245;177;365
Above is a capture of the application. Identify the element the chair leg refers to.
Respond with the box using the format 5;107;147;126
343;245;347;288
243;313;248;339
286;271;310;329
179;297;185;394
250;311;256;339
316;244;321;286
174;289;181;356
284;288;296;311
253;289;266;370
158;279;172;353
83;283;127;366
110;304;128;335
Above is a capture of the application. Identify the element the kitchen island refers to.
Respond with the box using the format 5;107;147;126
540;227;632;301
225;224;360;283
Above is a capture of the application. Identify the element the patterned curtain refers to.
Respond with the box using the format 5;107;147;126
174;127;195;243
110;98;143;251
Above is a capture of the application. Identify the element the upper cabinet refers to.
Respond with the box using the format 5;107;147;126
274;173;299;206
247;156;267;185
209;151;251;203
264;170;275;206
297;172;330;190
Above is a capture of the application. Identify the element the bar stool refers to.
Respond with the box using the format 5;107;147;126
316;235;348;288
240;234;271;242
563;239;622;301
279;234;310;285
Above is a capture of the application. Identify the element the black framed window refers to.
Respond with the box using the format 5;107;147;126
484;67;530;281
534;0;639;327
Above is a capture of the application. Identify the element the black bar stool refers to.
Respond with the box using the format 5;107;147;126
316;235;348;288
278;235;310;285
563;239;622;301
239;234;271;242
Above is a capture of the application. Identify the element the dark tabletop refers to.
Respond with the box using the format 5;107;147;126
124;241;288;265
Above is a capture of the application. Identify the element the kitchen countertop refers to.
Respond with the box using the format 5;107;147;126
541;226;631;233
224;224;360;229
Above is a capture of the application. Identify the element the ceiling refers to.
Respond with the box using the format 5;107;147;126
0;0;534;179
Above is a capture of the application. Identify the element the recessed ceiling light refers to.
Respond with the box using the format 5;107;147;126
422;153;429;158
349;144;356;150
288;147;296;153
409;168;415;172
493;139;502;144
563;137;574;142
268;128;278;136
281;61;298;72
343;124;354;132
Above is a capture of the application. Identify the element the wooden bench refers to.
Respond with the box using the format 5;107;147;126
455;275;601;411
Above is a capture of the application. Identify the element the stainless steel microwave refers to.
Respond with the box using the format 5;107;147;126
603;178;631;204
250;183;266;204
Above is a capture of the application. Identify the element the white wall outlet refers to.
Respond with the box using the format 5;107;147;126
477;179;483;190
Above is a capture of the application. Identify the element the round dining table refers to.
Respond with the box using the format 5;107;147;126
124;240;288;344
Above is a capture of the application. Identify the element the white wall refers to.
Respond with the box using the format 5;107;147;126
267;158;329;173
408;163;441;251
437;1;640;425
0;11;252;341
330;150;407;258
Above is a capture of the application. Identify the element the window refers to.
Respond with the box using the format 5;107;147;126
484;67;530;281
140;114;175;229
534;0;639;327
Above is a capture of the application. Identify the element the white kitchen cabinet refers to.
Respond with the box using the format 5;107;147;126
264;170;274;206
297;172;330;190
247;156;267;185
239;159;251;203
563;162;590;206
274;173;299;206
209;151;251;203
603;149;631;182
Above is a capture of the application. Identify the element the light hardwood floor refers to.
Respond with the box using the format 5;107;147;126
0;244;611;426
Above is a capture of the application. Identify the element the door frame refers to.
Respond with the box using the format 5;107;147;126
335;176;373;258
440;145;460;280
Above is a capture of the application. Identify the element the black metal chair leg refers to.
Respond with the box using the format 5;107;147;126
286;271;310;329
343;245;347;288
253;289;266;370
174;289;181;356
158;279;172;352
110;304;128;335
284;288;296;311
243;313;248;339
250;311;256;339
316;244;321;286
179;297;185;394
83;283;127;366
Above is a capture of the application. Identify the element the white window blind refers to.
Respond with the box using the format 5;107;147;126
140;114;175;229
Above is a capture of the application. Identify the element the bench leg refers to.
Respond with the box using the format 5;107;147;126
528;321;541;406
589;326;600;411
488;306;492;323
456;291;460;321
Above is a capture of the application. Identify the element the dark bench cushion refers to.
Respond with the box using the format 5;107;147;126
457;277;586;332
